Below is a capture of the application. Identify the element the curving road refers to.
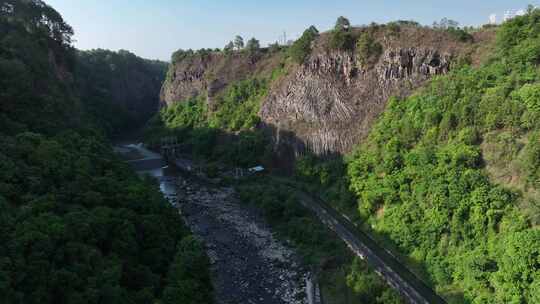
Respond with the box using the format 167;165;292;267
282;182;447;304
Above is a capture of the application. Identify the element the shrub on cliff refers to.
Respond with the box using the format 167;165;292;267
171;49;194;63
328;30;355;51
234;35;244;50
268;42;282;53
171;48;214;63
335;16;351;31
356;32;382;67
288;25;319;64
223;41;234;54
161;96;208;129
246;37;261;54
329;17;355;51
446;27;473;42
152;77;271;166
209;78;268;131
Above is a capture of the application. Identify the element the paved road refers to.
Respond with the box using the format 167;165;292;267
281;182;447;304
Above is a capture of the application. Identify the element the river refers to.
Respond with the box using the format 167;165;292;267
115;143;310;304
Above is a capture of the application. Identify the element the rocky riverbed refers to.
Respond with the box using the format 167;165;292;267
117;144;309;304
175;176;308;304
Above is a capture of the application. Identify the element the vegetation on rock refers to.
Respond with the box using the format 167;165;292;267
288;25;319;64
328;17;356;51
145;77;272;167
356;32;383;67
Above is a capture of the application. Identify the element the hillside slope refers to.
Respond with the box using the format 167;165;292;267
152;13;540;304
76;49;168;137
0;1;212;303
160;25;493;160
343;13;540;303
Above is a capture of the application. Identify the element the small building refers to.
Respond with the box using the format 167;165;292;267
248;166;265;174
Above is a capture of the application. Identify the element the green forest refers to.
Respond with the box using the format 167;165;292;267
76;49;168;138
345;10;540;303
0;1;212;303
4;0;540;303
290;11;540;304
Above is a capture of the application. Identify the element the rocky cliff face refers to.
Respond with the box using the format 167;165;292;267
160;51;282;108
161;26;491;158
261;46;453;158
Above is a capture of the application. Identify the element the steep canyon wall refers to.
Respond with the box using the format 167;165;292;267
160;26;492;159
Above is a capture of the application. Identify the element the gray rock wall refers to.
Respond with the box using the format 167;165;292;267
260;47;452;158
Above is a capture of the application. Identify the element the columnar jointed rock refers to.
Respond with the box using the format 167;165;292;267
377;48;451;81
160;26;489;159
260;35;458;158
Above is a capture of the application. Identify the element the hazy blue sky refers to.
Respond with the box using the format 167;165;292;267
46;0;537;61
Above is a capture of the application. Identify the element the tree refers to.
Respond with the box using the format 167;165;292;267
234;35;244;50
356;33;383;66
246;37;260;53
268;42;281;53
288;25;319;63
162;236;213;304
223;41;234;54
335;16;351;31
329;29;355;51
433;17;459;29
330;17;354;50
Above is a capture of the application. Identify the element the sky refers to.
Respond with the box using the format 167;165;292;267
45;0;538;61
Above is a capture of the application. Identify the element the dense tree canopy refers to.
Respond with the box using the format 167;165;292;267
345;9;540;303
76;49;168;138
0;0;78;134
1;0;73;45
0;1;213;303
0;131;214;304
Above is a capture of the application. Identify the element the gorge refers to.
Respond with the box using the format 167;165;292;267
2;1;540;304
